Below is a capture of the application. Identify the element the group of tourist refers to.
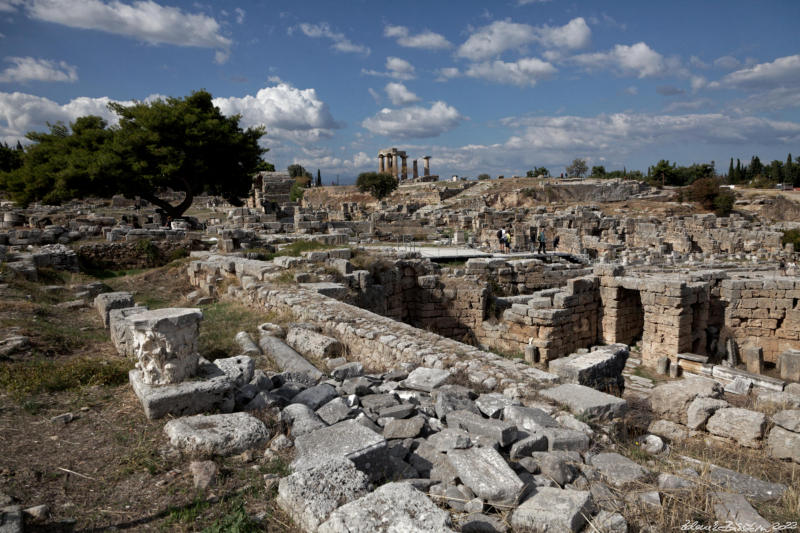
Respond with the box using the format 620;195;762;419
496;227;559;254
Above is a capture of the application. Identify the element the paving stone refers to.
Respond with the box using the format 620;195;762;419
401;367;451;392
446;409;517;447
291;419;387;481
712;492;771;531
706;408;766;448
164;413;269;457
511;487;594;532
276;457;370;532
588;452;648;487
447;446;524;505
540;383;627;420
318;482;454;533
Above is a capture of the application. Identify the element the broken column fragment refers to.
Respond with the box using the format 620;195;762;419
129;308;203;385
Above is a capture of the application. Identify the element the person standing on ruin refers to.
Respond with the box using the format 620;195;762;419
496;227;505;253
504;228;512;253
552;234;560;251
537;228;547;253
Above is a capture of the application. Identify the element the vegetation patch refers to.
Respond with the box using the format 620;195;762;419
0;356;132;400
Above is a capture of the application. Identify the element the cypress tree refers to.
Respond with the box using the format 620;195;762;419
728;158;734;183
316;168;322;187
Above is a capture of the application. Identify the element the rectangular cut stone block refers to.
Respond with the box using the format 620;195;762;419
778;349;800;382
292;419;388;480
401;367;451;392
446;409;517;447
511;487;594;532
94;291;134;327
109;306;148;358
548;344;628;390
164;412;269;457
767;426;800;463
706;408;767;448
130;308;203;385
447;446;524;505
540;383;627;420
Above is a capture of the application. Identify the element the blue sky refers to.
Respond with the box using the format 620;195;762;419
1;0;799;183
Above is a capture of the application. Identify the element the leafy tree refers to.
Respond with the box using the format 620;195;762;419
290;180;305;202
356;171;398;199
650;159;678;187
477;173;490;180
590;165;606;178
255;160;275;172
1;116;117;206
109;90;266;218
565;158;588;179
526;167;550;178
714;188;735;216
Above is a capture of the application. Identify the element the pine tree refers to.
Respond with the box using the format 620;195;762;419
316;168;322;187
735;159;742;183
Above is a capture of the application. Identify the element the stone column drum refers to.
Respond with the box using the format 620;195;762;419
130;308;203;385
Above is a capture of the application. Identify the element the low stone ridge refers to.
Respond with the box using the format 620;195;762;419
317;482;455;533
163;412;270;457
539;383;627;420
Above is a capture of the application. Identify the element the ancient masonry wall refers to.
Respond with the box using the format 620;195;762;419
186;255;558;391
720;278;800;363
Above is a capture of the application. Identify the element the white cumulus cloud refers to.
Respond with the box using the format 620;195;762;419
384;82;420;106
361;101;464;139
458;17;590;61
714;54;800;89
362;57;416;80
294;22;370;55
0;57;78;83
26;0;231;62
383;25;451;50
465;58;556;86
571;42;666;78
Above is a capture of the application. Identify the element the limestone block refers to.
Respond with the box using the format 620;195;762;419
292;383;338;411
511;487;594;532
712;492;771;531
447;446;524;505
129;366;234;420
686;397;729;430
767;426;800;463
475;393;519;418
503;405;559;432
130;308;202;385
94;291;134;328
286;326;343;359
259;334;323;382
772;409;800;432
109;305;147;358
446;409;517;447
540;383;627;420
318;482;454;533
164;412;270;457
778;349;800;382
548;344;628;390
649;377;723;424
743;344;764;374
213;355;254;387
276;457;370;531
402;367;451;392
234;331;261;356
588;452;648;487
706;408;766;448
281;403;328;437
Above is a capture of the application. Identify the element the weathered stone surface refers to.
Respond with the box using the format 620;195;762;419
682;458;787;502
540;427;591;452
316;397;358;425
461;514;508;533
331;362;364;380
540;383;627;420
402;367;451;392
259;334;323;382
94;291;134;327
509;435;548;460
0;505;22;533
383;416;425;439
503;405;558;432
318;482;454;533
548;344;628;389
282;402;328;436
511;487;594;532
531;451;579;486
129;365;234;420
686;397;729;430
712;492;771;530
446;409;517;447
772;409;800;432
657;473;695;491
426;428;472;452
286;326;343;359
164;413;269;457
756;389;800;409
706;408;766;448
649;377;723;424
434;390;479;420
588;453;648;487
292;383;338;411
213;355;254;387
190;460;218;490
778;348;800;382
292;419;387;479
767;426;800;463
109;306;147;358
277;457;370;532
130;308;203;385
591;510;627;533
447;446;524;505
648;419;690;442
475;393;518;418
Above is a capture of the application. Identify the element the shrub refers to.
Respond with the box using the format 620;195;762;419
782;229;800;250
477;173;490;180
356;172;398;199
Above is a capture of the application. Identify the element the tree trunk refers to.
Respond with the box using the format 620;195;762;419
139;177;195;219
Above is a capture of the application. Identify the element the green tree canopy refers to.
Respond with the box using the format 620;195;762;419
590;165;606;178
526;167;550;177
356;171;398;200
565;158;588;178
109;90;266;218
0;141;24;173
477;173;490;180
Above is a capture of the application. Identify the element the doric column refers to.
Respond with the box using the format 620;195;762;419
387;154;393;176
401;156;408;180
379;154;385;173
413;159;418;179
423;156;431;177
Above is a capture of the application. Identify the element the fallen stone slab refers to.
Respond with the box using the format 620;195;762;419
588;452;648;487
213;355;254;387
331;361;364;380
402;367;451;392
503;405;559;432
510;434;548;460
511;487;594;532
164;412;269;457
756;390;800;410
712;365;785;392
316;397;358;425
291;383;338;411
281;403;328;437
681;456;786;502
447;446;524;505
277;457;370;532
94;291;134;327
475;393;519;418
649;377;723;425
712;492;771;531
383;416;425;439
540;427;591;452
539;383;627;420
426;428;472;452
286;325;343;359
548;344;628;390
706;408;766;448
590;510;627;533
259;334;323;382
648;419;690;442
767;426;800;463
434;389;480;420
318;481;454;533
772;410;800;432
291;419;387;480
446;409;517;447
686;397;729;430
